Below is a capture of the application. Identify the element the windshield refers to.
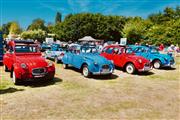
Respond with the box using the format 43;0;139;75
125;48;133;54
81;47;98;53
15;45;38;53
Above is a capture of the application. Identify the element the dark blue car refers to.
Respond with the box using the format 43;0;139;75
0;32;3;63
62;45;114;77
129;45;175;69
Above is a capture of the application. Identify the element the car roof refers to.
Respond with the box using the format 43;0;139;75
14;40;35;44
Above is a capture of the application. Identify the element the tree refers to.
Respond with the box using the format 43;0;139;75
9;22;22;35
21;29;47;42
27;18;47;31
55;12;62;24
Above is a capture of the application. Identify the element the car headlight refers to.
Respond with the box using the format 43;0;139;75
21;63;27;69
94;62;98;66
46;60;53;67
138;59;142;63
164;58;168;61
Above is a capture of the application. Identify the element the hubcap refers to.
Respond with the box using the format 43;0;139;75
127;65;133;74
154;62;160;68
83;67;88;77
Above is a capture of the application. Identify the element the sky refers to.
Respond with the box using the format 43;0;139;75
0;0;179;29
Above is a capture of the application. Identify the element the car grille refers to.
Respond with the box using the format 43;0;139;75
102;65;109;69
32;68;46;75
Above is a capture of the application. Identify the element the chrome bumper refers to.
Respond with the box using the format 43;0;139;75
138;66;152;72
92;69;114;75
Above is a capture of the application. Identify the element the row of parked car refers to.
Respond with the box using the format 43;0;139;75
1;40;175;85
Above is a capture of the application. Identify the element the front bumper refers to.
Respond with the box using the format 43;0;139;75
21;72;55;81
138;66;153;72
163;62;176;68
92;69;114;75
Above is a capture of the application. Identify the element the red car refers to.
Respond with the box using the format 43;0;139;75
3;40;55;85
100;45;152;74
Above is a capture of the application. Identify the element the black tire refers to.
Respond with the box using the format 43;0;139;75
153;60;161;69
82;65;91;78
12;71;21;85
4;65;9;72
63;63;68;69
126;63;136;74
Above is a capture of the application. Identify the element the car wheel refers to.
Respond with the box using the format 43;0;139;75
153;60;161;69
126;63;135;74
4;65;9;72
82;65;91;77
63;63;68;69
12;71;21;85
55;57;59;64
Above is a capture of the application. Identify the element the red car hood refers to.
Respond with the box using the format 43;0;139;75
126;54;150;63
15;54;48;68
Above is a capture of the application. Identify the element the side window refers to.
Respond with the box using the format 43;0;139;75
113;48;120;54
105;47;114;54
135;47;143;53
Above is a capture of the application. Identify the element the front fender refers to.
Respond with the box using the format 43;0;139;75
13;63;24;79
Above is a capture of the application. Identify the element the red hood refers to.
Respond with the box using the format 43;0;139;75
15;53;48;68
126;54;150;63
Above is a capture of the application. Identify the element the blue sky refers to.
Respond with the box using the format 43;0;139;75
0;0;179;29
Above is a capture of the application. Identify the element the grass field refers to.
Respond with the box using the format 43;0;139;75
0;57;180;119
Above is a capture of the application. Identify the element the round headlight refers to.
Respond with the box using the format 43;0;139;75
46;60;53;67
94;62;98;66
21;63;27;69
138;59;142;63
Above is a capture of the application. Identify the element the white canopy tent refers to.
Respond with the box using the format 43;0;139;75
78;36;98;42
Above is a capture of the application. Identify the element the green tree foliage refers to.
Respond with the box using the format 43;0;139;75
123;6;180;45
21;29;47;42
9;21;22;35
55;12;62;24
53;13;126;42
27;18;47;31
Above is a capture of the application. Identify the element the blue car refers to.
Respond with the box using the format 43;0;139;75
0;32;3;63
129;45;175;69
62;45;114;77
45;44;67;63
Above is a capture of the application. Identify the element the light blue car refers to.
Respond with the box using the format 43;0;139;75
45;44;67;63
129;45;175;69
62;45;114;77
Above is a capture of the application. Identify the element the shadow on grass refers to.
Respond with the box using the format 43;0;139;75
0;87;24;94
91;74;119;80
159;67;176;71
137;71;155;76
21;77;63;88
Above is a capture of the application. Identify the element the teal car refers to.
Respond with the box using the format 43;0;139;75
129;45;175;69
62;45;114;77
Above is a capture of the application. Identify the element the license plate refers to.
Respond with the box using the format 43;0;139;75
34;75;45;78
102;69;109;73
144;66;150;71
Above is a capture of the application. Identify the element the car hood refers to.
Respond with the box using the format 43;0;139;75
82;53;111;65
152;53;173;60
15;55;48;68
126;54;150;63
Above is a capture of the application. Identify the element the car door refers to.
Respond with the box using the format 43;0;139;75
102;47;114;60
112;47;125;67
72;50;82;69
